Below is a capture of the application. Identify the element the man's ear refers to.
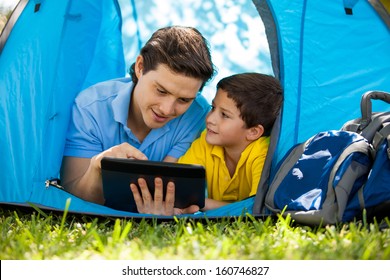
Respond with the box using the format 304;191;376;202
246;124;264;141
135;55;144;79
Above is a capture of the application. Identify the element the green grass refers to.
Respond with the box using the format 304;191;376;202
1;205;389;260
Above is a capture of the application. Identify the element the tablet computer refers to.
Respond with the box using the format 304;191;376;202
101;157;206;213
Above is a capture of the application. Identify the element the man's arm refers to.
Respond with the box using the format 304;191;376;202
60;156;104;204
60;142;148;204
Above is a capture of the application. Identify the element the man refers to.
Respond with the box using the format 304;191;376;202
60;26;215;210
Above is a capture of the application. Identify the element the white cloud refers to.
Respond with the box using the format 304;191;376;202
0;0;19;11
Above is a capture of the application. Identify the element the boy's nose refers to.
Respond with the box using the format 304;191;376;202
206;110;216;124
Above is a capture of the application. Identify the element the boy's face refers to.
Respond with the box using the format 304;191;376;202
206;89;252;150
132;57;203;130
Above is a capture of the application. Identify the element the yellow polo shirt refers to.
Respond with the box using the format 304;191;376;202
178;130;269;202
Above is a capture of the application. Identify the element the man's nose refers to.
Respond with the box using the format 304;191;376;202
159;99;175;116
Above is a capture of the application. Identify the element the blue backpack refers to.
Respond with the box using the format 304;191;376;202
342;92;390;222
264;91;390;225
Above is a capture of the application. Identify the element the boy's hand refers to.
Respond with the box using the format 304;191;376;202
130;177;199;215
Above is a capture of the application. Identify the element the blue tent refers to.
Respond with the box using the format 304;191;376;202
0;0;389;218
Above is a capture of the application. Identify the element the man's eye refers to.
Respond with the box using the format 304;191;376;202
178;98;191;104
157;88;167;94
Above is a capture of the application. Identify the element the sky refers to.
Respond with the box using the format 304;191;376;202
0;0;18;10
0;0;272;102
118;0;272;102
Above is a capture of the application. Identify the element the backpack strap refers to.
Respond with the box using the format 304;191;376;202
356;123;390;211
327;140;372;193
253;112;281;214
360;113;390;141
360;91;390;130
372;123;390;159
342;91;390;139
327;139;373;218
357;186;366;211
264;138;310;210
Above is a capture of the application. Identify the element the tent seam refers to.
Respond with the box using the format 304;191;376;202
294;0;308;143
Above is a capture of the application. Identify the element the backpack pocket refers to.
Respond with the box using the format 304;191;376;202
265;130;372;225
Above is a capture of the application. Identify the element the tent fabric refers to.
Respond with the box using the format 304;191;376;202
0;0;256;218
0;0;128;215
252;0;390;214
1;0;390;218
261;0;390;167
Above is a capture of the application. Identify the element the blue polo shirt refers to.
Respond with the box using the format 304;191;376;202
63;77;210;161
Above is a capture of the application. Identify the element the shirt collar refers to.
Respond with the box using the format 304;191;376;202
111;80;133;126
211;145;225;159
210;136;270;164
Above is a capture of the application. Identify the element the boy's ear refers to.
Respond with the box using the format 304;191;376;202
246;124;264;141
135;55;144;78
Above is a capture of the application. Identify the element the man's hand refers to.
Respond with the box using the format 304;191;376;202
130;177;200;215
92;142;148;171
61;142;147;204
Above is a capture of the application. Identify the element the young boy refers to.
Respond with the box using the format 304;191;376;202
179;72;283;210
131;73;283;213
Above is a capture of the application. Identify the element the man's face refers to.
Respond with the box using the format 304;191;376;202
132;60;203;130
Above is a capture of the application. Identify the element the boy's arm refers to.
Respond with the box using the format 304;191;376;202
201;198;230;211
163;155;178;163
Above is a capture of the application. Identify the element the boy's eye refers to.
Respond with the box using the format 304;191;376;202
210;105;215;111
221;112;229;118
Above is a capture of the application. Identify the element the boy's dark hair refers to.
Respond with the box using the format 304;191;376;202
217;73;283;136
130;26;215;91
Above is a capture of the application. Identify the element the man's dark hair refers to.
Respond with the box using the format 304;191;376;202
130;26;215;91
217;73;283;136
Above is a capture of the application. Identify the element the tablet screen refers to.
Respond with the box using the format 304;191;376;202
101;157;206;213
